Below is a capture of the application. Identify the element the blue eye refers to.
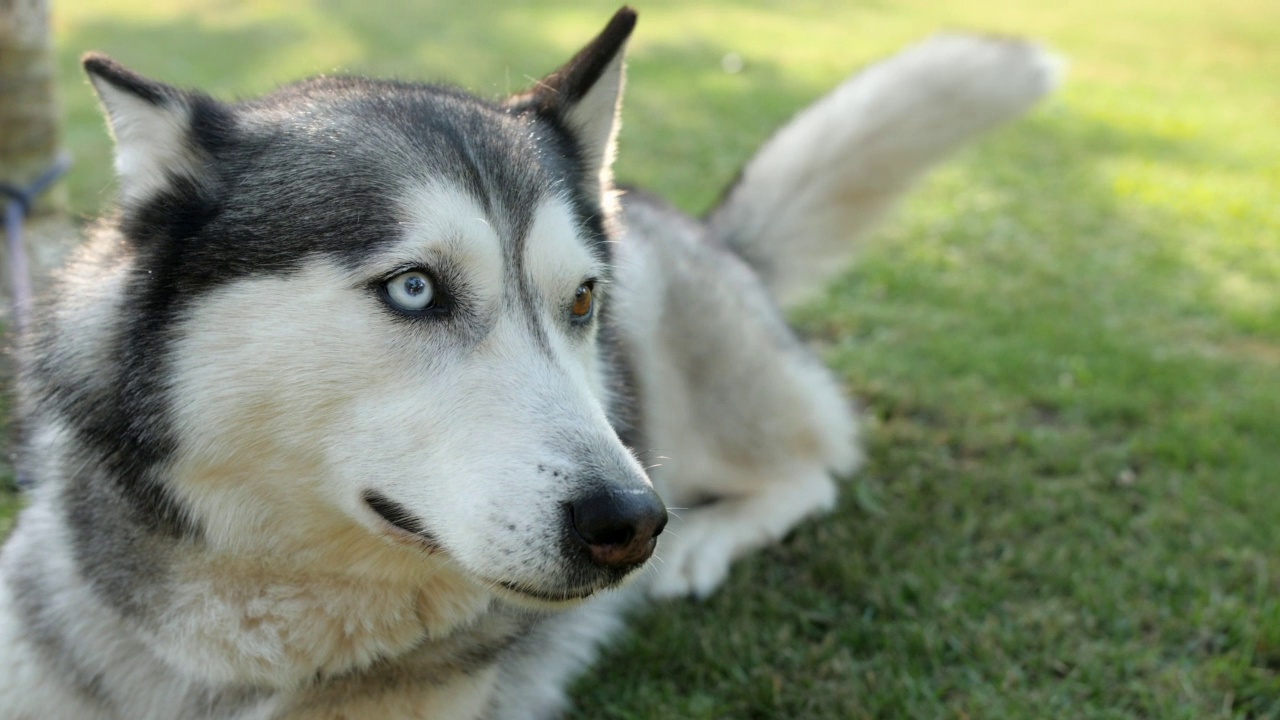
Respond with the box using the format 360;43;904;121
384;270;435;311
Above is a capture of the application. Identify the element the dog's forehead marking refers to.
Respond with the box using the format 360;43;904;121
391;181;505;299
390;183;599;306
523;197;602;293
509;197;602;358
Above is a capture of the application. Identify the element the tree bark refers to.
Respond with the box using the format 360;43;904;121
0;0;76;300
0;0;64;216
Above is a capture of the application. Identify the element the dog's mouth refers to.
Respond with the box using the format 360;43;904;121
490;560;641;607
363;490;441;551
362;490;638;606
494;580;600;605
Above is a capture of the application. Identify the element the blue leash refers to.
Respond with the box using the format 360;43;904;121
2;154;71;491
0;153;72;338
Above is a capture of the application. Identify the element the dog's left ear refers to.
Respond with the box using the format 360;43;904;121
83;53;230;209
508;7;636;202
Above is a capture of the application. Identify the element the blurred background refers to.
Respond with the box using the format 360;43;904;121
3;0;1279;717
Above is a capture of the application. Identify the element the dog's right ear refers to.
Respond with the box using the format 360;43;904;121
506;7;637;204
83;54;229;205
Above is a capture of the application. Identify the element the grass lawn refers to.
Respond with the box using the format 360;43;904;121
2;0;1276;717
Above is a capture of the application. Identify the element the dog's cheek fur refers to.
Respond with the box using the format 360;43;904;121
137;261;484;684
164;262;403;555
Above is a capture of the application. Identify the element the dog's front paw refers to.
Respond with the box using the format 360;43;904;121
648;511;738;599
646;471;839;600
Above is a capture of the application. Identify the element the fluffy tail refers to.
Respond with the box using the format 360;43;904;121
706;34;1063;310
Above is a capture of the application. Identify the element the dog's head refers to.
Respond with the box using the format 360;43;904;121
59;7;663;606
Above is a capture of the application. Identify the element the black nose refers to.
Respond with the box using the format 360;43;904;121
567;486;667;569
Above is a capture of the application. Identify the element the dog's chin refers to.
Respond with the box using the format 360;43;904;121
490;581;600;609
485;566;644;610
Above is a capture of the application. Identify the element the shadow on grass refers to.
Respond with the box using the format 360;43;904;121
60;17;305;89
56;2;830;217
309;0;834;214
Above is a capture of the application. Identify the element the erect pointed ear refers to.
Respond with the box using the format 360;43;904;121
83;53;223;205
507;7;636;203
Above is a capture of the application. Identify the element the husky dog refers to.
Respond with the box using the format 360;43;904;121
0;7;1057;719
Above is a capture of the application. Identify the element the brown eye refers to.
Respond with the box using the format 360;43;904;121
570;283;594;321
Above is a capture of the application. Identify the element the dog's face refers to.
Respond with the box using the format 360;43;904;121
69;9;663;605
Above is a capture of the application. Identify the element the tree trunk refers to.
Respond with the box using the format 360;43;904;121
0;0;63;216
0;0;77;305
